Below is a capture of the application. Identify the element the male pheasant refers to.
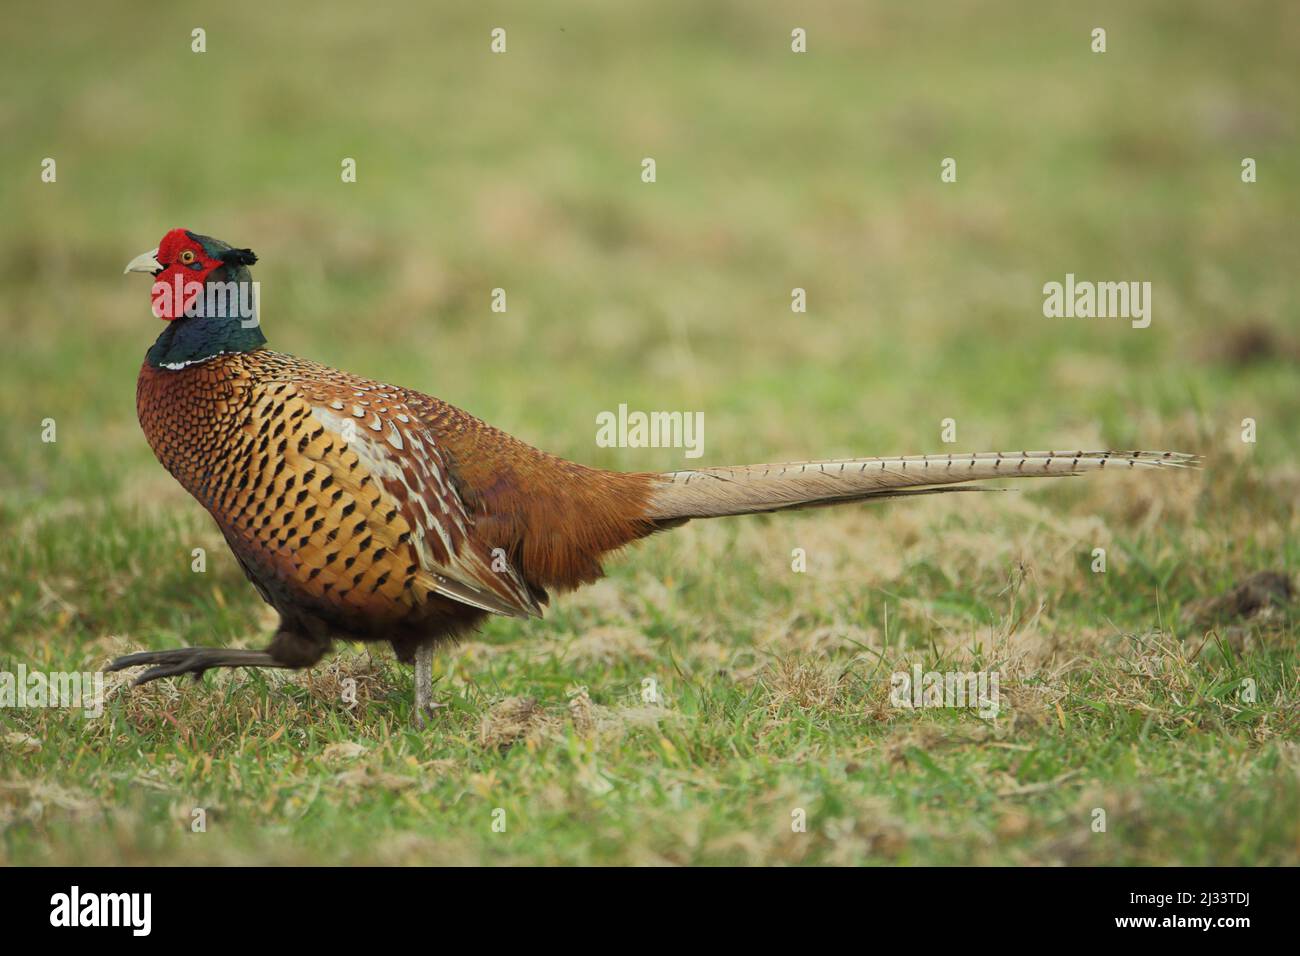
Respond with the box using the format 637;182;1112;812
110;228;1198;718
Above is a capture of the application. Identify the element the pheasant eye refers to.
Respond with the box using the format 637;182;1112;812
179;249;197;265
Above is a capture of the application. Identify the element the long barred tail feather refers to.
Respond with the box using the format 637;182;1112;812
643;450;1200;521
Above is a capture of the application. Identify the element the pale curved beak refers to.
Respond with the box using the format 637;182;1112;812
124;248;161;275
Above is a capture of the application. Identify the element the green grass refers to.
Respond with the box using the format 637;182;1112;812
1;0;1297;864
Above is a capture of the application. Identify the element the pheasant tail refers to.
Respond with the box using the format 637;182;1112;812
643;450;1200;521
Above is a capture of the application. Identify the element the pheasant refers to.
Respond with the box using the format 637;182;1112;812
110;228;1198;718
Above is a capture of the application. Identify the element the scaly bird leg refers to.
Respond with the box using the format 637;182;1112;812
413;642;439;727
105;647;288;685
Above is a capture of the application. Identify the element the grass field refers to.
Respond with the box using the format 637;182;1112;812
1;1;1297;865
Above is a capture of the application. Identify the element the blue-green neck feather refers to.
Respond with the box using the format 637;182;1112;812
145;263;267;369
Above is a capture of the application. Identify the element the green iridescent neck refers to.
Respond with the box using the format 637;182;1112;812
146;263;268;369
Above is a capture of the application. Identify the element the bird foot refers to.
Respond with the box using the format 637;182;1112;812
411;699;446;729
106;647;280;685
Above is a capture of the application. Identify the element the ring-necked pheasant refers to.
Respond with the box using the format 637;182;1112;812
110;228;1198;719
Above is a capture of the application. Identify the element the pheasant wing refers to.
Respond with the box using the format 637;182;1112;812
214;375;542;623
301;394;542;619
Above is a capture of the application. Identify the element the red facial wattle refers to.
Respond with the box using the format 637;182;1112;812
148;229;224;321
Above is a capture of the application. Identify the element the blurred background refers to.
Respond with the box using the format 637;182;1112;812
3;0;1296;488
0;1;1296;864
5;1;1294;486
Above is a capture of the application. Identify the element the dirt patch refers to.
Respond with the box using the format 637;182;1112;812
1182;570;1294;628
1204;321;1299;367
478;696;556;749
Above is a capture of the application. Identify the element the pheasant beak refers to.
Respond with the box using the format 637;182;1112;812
124;248;162;276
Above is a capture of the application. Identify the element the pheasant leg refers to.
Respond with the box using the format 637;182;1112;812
105;647;287;685
412;643;438;726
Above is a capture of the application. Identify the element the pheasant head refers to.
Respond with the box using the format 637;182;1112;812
125;228;266;369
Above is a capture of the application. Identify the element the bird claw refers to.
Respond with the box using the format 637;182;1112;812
412;699;446;729
138;663;207;685
108;649;214;684
106;647;277;685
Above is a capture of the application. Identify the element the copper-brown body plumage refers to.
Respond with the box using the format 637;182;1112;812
136;349;662;667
